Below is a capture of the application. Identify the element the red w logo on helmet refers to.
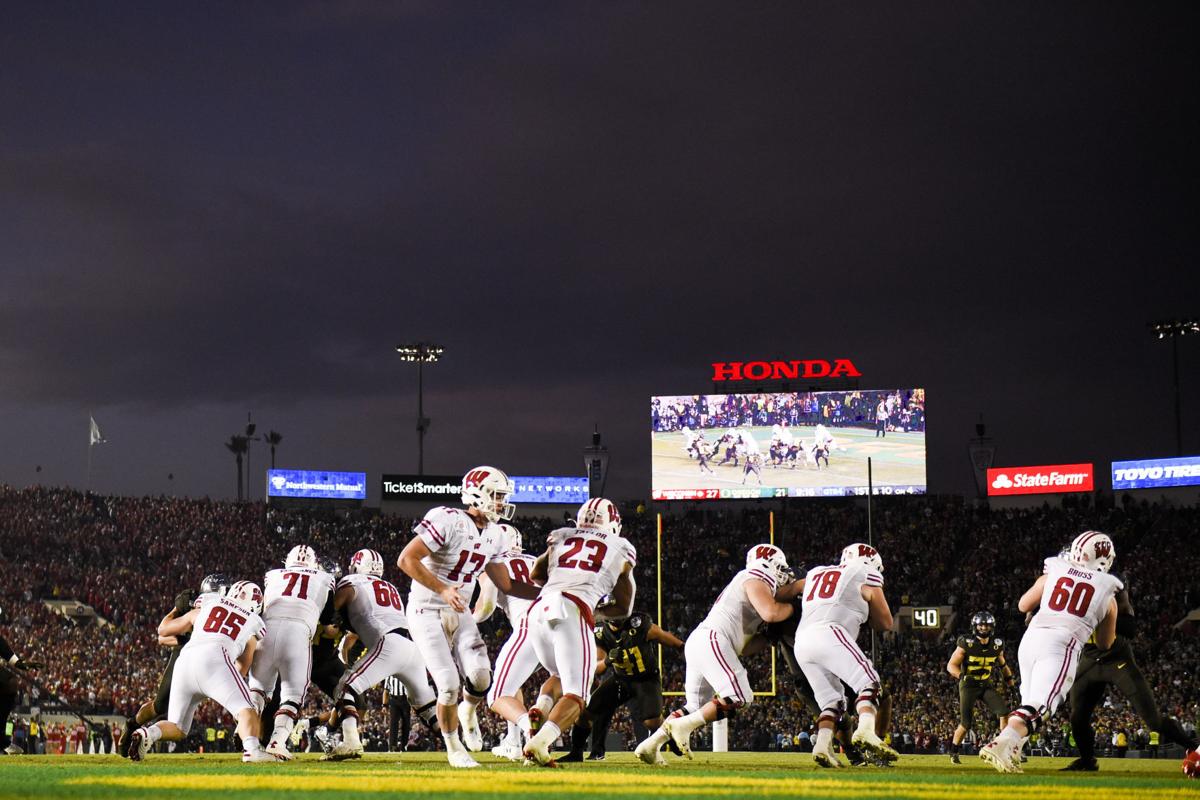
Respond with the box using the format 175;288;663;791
1094;540;1112;559
857;545;877;558
464;470;490;488
755;546;776;560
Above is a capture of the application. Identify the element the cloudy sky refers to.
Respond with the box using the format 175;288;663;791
1;2;1196;503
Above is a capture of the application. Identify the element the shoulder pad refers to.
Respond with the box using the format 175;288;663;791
955;635;968;649
630;613;648;629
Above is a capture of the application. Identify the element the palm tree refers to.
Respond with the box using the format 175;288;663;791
225;435;249;501
263;430;283;469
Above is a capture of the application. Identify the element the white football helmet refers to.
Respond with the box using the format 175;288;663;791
228;581;263;614
576;498;622;536
840;542;884;573
461;466;516;523
349;548;384;577
1067;530;1115;573
746;544;791;585
285;544;318;570
498;523;523;554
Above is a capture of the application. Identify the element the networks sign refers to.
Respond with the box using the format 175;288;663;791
1112;455;1200;490
267;469;367;500
382;474;589;504
512;476;590;504
986;464;1094;496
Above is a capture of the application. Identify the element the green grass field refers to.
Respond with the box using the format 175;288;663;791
1;752;1194;800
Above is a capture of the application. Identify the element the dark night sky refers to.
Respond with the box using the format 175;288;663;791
1;2;1197;503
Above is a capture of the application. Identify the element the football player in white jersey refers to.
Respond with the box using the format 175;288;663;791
473;523;543;760
247;544;335;760
636;543;798;766
522;498;638;766
129;581;277;763
792;543;896;767
398;466;540;768
980;531;1122;774
326;548;439;761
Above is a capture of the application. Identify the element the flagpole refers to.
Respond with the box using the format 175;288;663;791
86;418;93;492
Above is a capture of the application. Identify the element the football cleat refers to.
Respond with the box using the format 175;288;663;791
288;722;307;748
457;702;483;752
813;746;844;768
265;739;293;761
850;728;898;762
128;728;150;762
586;753;606;761
117;718;138;758
979;740;1015;773
448;749;481;769
242;749;282;763
3;743;23;756
325;740;363;761
1061;757;1098;771
491;742;525;761
950;753;961;764
634;737;665;766
664;718;693;760
1007;742;1024;774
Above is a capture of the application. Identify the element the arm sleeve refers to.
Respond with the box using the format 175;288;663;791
414;508;451;553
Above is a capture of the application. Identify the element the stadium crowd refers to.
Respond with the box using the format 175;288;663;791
1;484;1196;757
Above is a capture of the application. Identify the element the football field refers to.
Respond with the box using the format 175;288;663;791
1;752;1193;800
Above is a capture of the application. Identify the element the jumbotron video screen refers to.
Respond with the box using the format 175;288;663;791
651;388;927;499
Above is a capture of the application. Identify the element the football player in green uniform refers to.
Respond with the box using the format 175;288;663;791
1063;580;1199;771
560;611;683;761
946;611;1015;763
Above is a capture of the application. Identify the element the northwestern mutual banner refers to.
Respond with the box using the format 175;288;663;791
268;469;367;500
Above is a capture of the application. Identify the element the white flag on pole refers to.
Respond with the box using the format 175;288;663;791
89;416;107;446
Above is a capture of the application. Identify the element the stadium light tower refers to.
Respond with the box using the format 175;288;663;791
396;342;445;475
1149;318;1199;456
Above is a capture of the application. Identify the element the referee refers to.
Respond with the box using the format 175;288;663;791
382;676;411;753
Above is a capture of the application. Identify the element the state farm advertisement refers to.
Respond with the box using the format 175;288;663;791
986;463;1094;496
